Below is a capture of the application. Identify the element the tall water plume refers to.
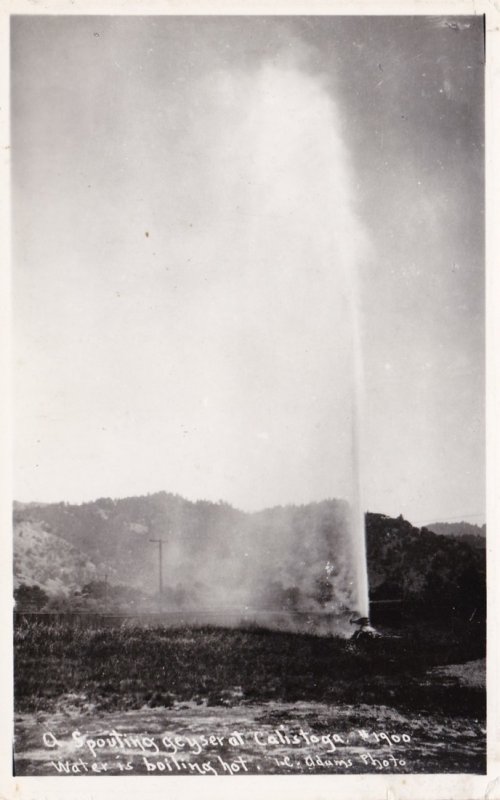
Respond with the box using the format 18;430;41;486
153;54;371;633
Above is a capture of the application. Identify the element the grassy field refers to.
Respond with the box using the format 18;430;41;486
14;618;485;717
13;618;486;775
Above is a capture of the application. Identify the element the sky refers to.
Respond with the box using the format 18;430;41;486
11;15;485;525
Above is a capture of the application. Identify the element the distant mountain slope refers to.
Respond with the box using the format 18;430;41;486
365;513;485;611
14;493;249;599
13;494;486;619
13;493;354;614
426;521;486;549
14;518;99;596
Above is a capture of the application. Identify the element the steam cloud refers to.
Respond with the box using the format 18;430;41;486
149;56;370;633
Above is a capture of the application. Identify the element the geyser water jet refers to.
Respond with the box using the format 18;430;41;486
150;58;371;636
346;264;371;621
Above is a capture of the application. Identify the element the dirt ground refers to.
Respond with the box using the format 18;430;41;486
14;660;486;776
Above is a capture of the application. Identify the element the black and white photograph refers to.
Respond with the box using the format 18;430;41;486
8;7;490;787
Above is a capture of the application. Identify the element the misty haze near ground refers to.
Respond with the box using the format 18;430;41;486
167;56;372;619
157;55;370;624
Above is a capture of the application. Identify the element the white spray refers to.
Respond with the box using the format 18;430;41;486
157;56;372;633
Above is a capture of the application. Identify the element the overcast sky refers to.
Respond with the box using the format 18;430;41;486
11;15;484;525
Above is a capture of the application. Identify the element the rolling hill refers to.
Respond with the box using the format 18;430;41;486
13;494;486;620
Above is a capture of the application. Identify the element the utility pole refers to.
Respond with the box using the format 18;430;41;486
149;538;166;614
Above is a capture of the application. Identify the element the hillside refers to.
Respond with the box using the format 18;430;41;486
14;518;99;596
365;513;485;613
13;494;355;616
13;494;485;621
425;521;486;550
